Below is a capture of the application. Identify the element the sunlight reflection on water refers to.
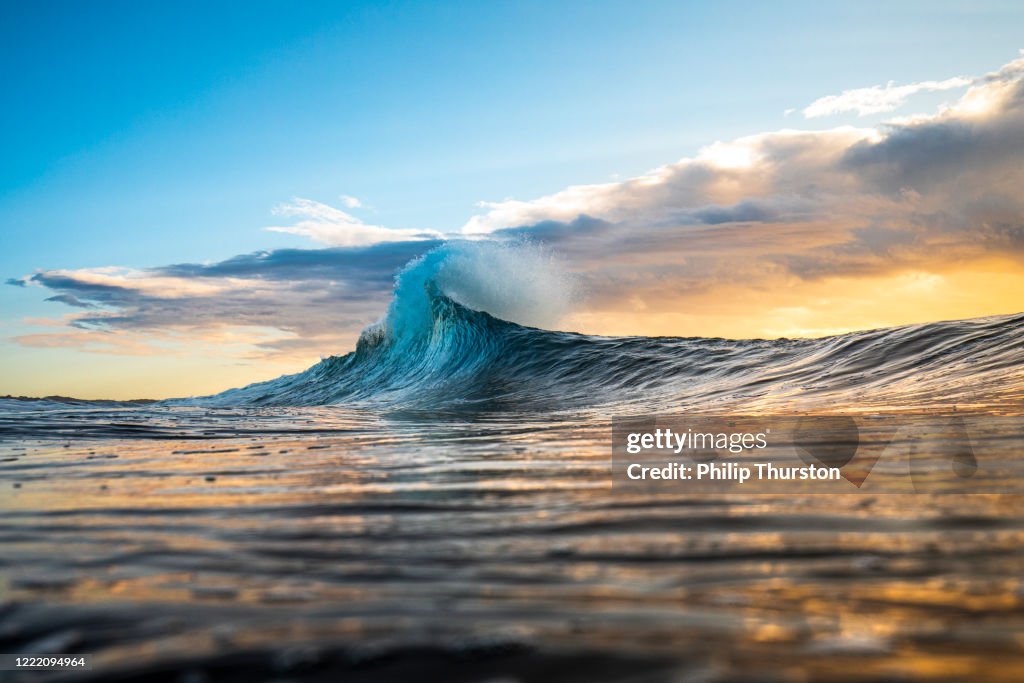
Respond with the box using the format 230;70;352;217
0;405;1023;681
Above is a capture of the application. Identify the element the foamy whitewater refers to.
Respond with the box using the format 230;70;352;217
181;241;1024;414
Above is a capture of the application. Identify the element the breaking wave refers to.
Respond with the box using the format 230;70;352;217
187;242;1024;413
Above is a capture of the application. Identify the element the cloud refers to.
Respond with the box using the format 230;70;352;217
155;240;440;285
802;76;971;118
799;52;1024;120
43;294;96;308
339;194;363;209
16;240;440;361
459;125;878;237
5;277;26;287
266;197;442;247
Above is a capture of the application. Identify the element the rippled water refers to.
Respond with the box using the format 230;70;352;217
2;403;1023;682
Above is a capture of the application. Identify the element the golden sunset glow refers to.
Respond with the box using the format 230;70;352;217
568;259;1024;341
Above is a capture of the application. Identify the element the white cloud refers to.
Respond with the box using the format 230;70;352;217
266;197;441;247
339;194;363;208
459;127;877;236
40;267;235;298
802;76;971;118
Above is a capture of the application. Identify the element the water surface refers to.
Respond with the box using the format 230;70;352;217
1;404;1022;682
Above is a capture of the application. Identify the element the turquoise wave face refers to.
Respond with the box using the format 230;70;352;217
164;241;1024;412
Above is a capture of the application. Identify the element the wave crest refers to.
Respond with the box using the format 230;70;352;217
379;240;577;347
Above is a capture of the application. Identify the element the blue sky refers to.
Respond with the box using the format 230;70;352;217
3;1;1024;397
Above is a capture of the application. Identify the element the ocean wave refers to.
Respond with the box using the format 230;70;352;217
178;242;1024;413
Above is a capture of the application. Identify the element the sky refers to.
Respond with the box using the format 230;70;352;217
3;1;1024;399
